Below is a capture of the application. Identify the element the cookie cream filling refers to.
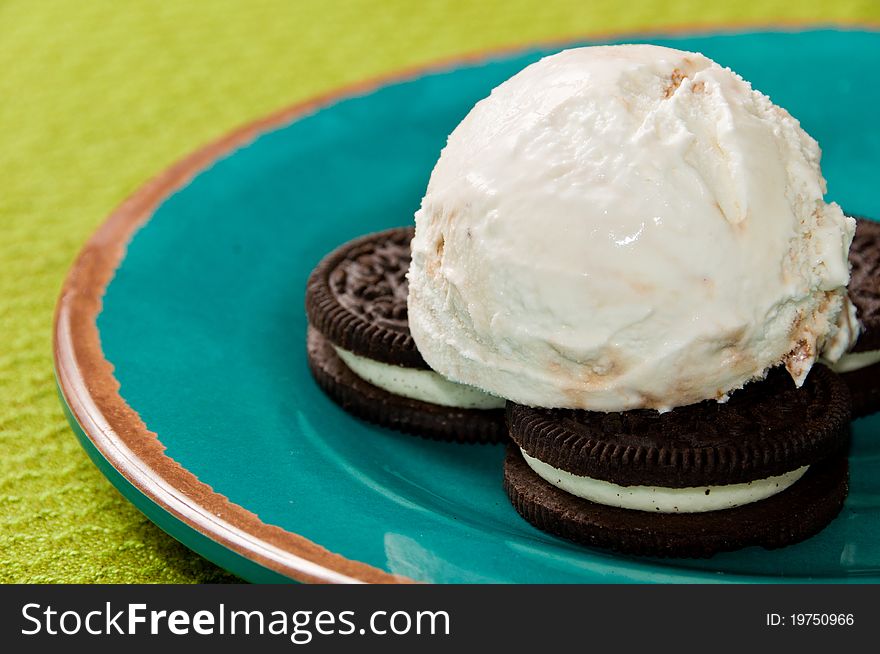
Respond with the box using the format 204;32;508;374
333;346;505;410
521;450;808;513
830;349;880;373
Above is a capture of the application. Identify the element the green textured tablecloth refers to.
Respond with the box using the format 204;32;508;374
2;0;878;583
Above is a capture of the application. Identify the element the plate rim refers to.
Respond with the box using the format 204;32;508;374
53;72;422;584
53;22;879;584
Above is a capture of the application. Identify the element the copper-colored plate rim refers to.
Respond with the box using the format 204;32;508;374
53;20;878;585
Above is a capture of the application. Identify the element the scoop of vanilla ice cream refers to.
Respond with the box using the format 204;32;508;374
408;44;857;411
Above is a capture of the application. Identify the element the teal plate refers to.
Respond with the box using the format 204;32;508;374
55;28;880;583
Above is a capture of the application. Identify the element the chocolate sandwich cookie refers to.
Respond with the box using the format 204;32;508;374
835;216;880;417
305;227;506;443
504;365;851;557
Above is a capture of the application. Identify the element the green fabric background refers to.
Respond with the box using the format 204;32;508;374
2;1;878;584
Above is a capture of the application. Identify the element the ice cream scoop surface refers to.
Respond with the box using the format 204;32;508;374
408;44;856;411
